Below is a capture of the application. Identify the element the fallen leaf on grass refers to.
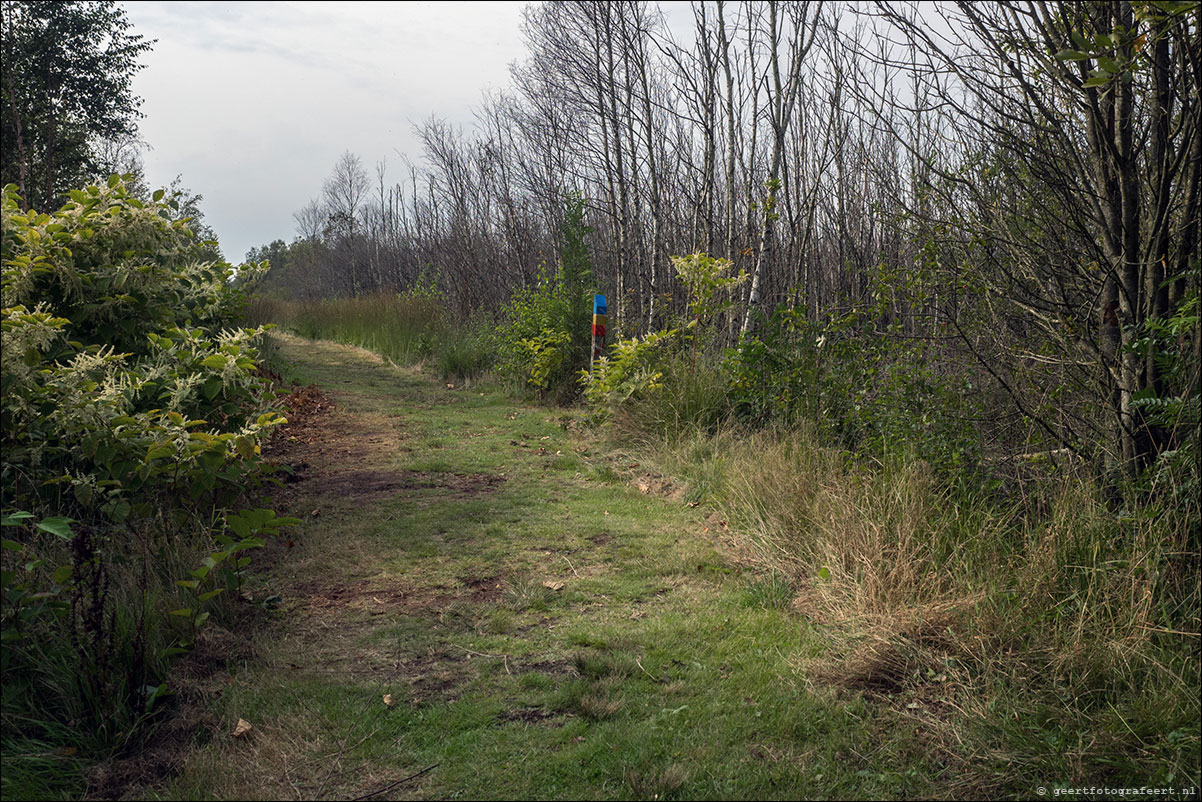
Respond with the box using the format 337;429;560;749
232;718;253;738
542;580;565;591
383;694;395;707
311;508;321;517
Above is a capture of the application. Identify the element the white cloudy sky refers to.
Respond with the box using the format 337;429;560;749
122;1;534;263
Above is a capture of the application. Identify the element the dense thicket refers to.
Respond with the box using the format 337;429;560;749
255;0;1199;490
1;180;289;792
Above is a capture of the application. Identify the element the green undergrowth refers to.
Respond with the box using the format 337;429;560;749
1;180;293;801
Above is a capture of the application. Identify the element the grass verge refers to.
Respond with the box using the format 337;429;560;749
646;425;1200;797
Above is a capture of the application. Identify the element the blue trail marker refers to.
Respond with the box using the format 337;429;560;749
591;294;607;371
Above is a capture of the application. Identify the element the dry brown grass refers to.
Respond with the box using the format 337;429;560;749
646;423;1199;788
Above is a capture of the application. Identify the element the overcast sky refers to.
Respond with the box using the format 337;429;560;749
122;1;535;263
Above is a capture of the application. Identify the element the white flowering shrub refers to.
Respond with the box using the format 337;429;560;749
1;178;294;730
1;178;280;517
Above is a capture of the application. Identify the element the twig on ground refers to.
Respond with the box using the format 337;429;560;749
451;643;513;674
635;657;658;681
349;763;440;801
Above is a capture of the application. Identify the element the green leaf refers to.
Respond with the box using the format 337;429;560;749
227;515;251;539
105;500;131;523
1096;54;1121;73
146;444;174;461
1083;74;1112;87
169;608;194;617
1055;49;1091;61
235;436;255;461
52;565;73;585
36;517;75;541
201;354;228;370
1;512;36;526
198;589;224;602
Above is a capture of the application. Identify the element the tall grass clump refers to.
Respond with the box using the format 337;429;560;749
650;421;1199;794
249;289;494;384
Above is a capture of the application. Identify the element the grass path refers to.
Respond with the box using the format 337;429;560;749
151;333;934;800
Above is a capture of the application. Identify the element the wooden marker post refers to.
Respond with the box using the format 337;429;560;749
591;294;607;373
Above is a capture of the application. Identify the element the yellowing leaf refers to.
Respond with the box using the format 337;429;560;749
234;436;255;460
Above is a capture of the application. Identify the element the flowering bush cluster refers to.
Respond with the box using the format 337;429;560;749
1;178;292;733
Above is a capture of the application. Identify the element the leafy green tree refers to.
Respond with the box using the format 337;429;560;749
0;0;153;211
497;192;597;400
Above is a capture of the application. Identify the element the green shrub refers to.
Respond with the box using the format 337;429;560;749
580;252;743;435
497;193;594;401
726;304;983;475
1;178;282;517
580;328;677;422
1;177;293;765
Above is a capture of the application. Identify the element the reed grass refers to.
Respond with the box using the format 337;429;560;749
246;294;494;382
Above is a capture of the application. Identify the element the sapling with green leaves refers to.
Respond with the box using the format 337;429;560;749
670;252;747;373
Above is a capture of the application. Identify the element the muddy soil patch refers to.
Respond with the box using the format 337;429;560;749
497;707;563;727
303;469;506;502
295;576;505;615
262;383;408;503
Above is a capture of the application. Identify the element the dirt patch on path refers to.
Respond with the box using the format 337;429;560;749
262;346;505;508
308;469;505;502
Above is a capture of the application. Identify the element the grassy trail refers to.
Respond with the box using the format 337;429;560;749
151;333;934;800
